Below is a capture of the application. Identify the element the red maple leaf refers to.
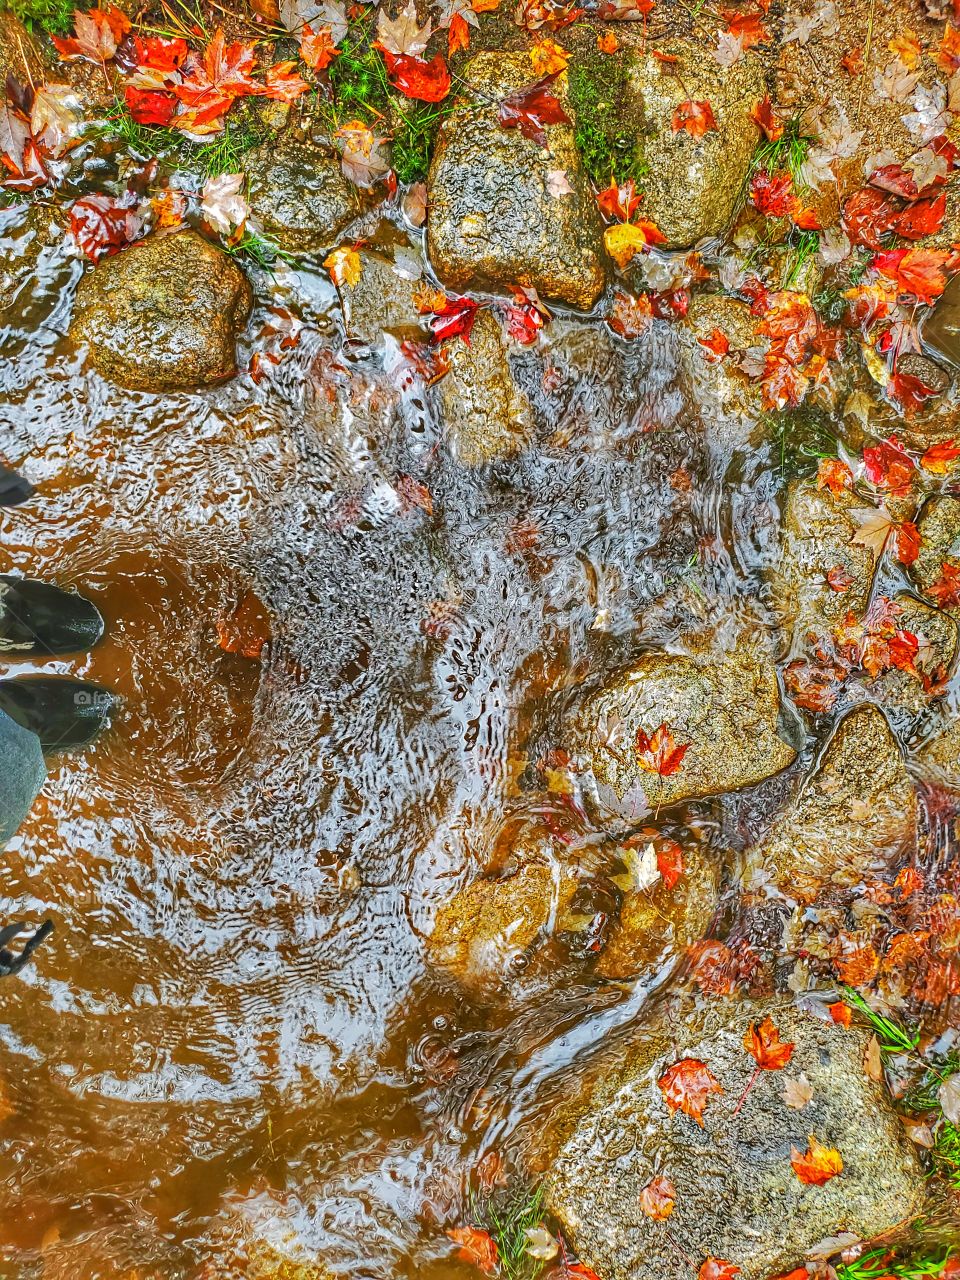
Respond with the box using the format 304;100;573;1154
699;1259;741;1280
447;1226;498;1275
300;24;340;72
889;368;939;415
722;7;769;46
895;191;947;239
791;1135;843;1186
381;48;451;102
817;456;853;495
920;439;960;473
751;168;796;218
894;519;921;566
498;74;570;146
428;296;482;344
69;192;141;263
658;1057;723;1125
929;561;960;607
826;564;854;592
596;177;642;221
124;86;177;125
173;29;263;125
863;434;915;496
656;838;684;889
672;99;717;137
750;95;783;140
635;722;689;777
698;327;730;360
873;247;952;305
842;187;901;250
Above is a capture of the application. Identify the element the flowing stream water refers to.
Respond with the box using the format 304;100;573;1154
0;183;955;1278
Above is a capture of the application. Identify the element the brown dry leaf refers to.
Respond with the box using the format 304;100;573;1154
850;505;894;560
783;1073;814;1109
863;1035;883;1082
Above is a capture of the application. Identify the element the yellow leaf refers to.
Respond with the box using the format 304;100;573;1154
530;37;569;78
324;245;362;289
604;222;651;268
888;29;922;69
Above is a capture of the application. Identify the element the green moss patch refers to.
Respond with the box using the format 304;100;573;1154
567;49;645;188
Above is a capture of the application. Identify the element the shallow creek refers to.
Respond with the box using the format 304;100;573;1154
0;192;956;1278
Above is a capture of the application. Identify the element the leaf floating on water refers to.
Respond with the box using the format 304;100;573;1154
215;591;271;660
790;1134;843;1186
658;1057;723;1126
523;1225;559;1260
324;244;362;288
201;172;248;237
611;842;661;894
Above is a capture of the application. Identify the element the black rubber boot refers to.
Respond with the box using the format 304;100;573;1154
0;677;116;752
0;576;104;657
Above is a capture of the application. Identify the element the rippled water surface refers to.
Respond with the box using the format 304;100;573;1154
0;187;955;1278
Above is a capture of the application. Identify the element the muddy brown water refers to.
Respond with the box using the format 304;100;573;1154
0;193;955;1278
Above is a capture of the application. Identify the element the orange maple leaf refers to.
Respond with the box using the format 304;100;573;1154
699;1260;741;1280
817;456;853;496
300;24;340;71
447;1226;498;1274
934;23;960;72
672;99;717;137
750;95;783;140
639;1174;676;1220
929;561;960;608
790;1134;843;1186
635;722;689;777
743;1015;795;1070
658;1057;723;1126
920;439;960;474
829;1001;852;1027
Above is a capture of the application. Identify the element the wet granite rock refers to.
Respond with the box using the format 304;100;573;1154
912;494;960;612
679;293;765;429
0;12;43;87
339;247;428;348
427;53;606;310
439;308;534;464
561;634;796;818
624;37;764;249
70;230;252;392
923;273;960;372
594;839;720;982
873;594;957;716
771;478;876;650
745;704;916;904
917;709;960;788
425;858;579;1001
546;995;925;1280
246;141;360;256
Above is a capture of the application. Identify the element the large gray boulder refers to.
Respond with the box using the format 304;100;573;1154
912;494;960;615
560;634;796;818
439;308;534;464
624;36;764;249
339;247;428;348
427;54;606;310
744;704;916;903
547;995;926;1280
246;141;360;256
70;230;252;391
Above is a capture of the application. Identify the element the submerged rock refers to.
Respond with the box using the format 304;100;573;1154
439;308;534;464
917;709;960;788
771;478;876;649
745;704;916;903
873;594;957;716
623;37;764;249
923;273;960;371
679;293;765;429
561;634;796;818
425;858;579;1001
246;141;360;256
912;494;960;612
594;838;720;982
339;247;427;348
70;230;252;391
546;995;925;1280
427;53;606;309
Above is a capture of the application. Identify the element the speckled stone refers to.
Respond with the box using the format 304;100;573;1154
427;53;606;310
439;309;534;464
744;704;916;903
70;230;252;392
547;995;925;1280
246;141;360;256
561;633;796;818
625;37;764;249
